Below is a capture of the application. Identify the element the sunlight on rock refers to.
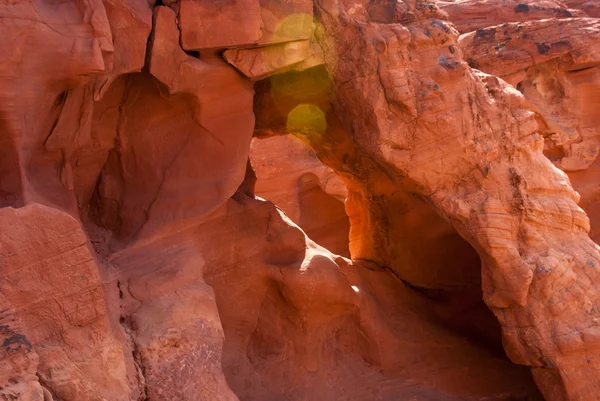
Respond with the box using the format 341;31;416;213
287;104;327;134
273;13;313;42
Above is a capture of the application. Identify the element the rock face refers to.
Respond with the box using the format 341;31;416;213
175;0;313;50
250;135;350;256
563;0;600;17
0;204;131;400
224;40;324;80
458;16;600;246
438;0;585;33
1;0;600;401
0;292;45;401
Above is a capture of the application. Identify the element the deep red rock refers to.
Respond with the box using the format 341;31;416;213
437;0;584;33
0;204;132;400
250;135;349;256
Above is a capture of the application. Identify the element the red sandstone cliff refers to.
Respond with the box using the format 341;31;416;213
1;0;599;400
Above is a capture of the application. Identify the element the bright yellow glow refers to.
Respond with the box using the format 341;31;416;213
286;104;327;134
273;13;313;42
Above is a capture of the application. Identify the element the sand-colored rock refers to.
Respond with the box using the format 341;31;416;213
459;18;600;83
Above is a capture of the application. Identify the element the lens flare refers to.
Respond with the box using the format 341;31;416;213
273;13;313;42
287;104;327;134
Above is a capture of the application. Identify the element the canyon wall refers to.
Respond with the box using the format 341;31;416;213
1;0;599;400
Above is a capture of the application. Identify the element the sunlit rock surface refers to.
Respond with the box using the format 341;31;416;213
1;0;600;400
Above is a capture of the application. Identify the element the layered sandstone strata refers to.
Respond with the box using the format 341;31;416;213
458;17;600;245
0;0;599;400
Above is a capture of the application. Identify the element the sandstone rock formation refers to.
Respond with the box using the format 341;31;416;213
0;204;131;400
438;0;585;33
250;135;350;256
563;0;600;16
257;1;600;399
1;0;600;401
455;9;600;243
0;291;45;401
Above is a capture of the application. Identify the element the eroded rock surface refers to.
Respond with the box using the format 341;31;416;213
250;135;350;256
305;1;600;399
438;0;585;33
0;292;45;401
0;204;131;400
455;9;600;243
224;40;324;80
0;0;599;400
174;0;313;50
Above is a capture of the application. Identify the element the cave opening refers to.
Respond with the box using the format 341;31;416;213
250;65;542;399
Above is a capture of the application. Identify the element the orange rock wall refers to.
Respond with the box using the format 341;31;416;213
1;0;599;400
